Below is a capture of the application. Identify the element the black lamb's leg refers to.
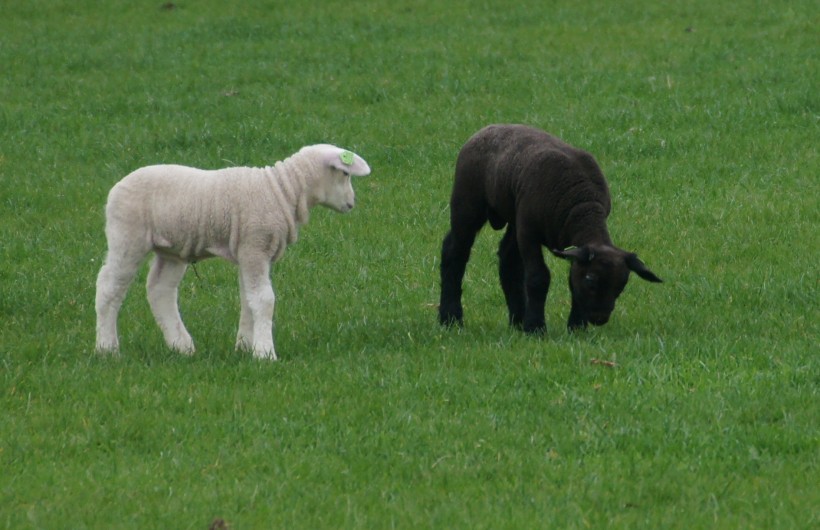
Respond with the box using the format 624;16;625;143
566;276;589;331
567;305;589;331
517;231;549;335
497;225;525;328
439;229;477;327
440;161;488;328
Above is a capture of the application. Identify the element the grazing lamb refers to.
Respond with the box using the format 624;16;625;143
95;144;371;360
439;124;662;333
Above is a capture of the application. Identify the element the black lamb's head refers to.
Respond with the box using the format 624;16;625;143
552;244;662;329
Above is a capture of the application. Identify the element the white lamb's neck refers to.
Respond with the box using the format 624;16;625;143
264;157;312;244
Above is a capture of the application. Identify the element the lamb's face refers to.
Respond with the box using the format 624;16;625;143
309;144;371;213
554;244;661;328
567;250;631;326
318;168;356;213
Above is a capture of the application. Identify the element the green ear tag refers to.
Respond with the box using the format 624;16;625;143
340;150;354;165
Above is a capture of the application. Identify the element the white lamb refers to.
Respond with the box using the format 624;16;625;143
95;144;371;360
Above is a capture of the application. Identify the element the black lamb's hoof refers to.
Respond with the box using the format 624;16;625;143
508;314;525;329
439;310;464;328
567;319;589;332
523;322;546;335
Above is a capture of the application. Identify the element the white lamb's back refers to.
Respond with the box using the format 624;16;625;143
112;164;250;205
106;164;266;261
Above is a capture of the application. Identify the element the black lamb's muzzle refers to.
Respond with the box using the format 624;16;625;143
583;305;614;326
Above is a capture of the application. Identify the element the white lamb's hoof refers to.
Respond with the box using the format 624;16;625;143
95;342;119;355
170;340;195;356
235;337;252;351
252;347;278;361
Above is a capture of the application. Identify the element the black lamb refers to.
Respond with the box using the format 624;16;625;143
439;124;662;333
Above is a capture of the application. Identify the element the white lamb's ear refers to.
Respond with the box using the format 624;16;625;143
327;147;371;177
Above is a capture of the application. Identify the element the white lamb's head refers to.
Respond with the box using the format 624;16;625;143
302;144;371;213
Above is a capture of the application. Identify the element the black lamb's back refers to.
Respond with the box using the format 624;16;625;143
453;124;611;248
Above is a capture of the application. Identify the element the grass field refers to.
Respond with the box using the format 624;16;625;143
1;0;817;528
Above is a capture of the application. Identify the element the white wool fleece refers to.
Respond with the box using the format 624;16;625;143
106;144;370;263
95;144;371;360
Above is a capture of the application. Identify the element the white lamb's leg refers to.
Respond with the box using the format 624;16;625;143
95;245;145;354
146;255;194;354
235;268;254;351
238;258;277;360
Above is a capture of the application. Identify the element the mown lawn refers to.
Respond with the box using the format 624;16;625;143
1;1;817;528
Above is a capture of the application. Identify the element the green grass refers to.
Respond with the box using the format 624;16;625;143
1;0;817;528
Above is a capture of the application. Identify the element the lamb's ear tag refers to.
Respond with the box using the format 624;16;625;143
339;150;354;165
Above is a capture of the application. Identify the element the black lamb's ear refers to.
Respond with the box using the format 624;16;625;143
551;246;593;263
626;253;663;283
